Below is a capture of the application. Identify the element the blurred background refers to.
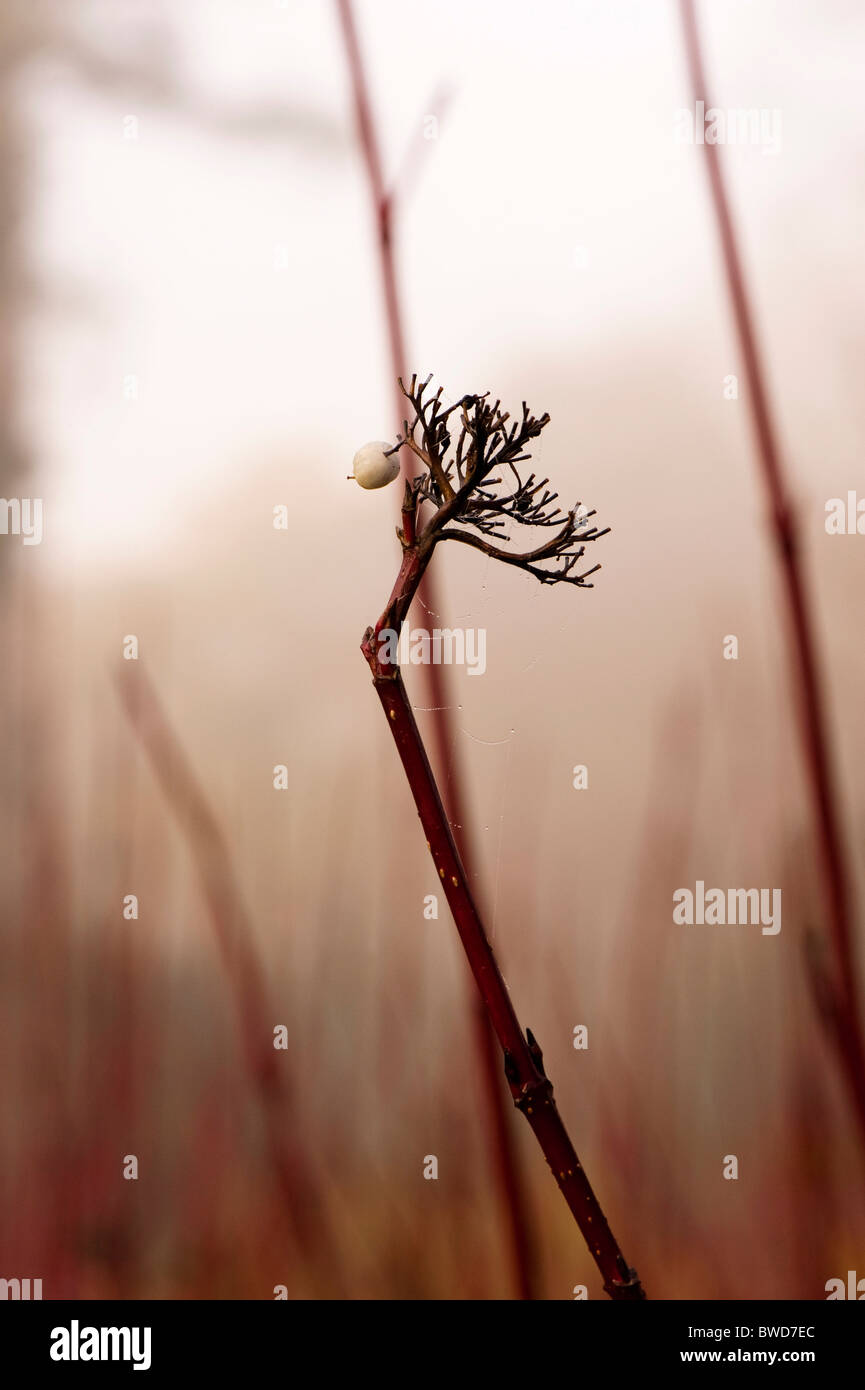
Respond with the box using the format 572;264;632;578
3;0;865;1299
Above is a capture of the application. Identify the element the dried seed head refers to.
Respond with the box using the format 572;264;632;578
350;441;400;490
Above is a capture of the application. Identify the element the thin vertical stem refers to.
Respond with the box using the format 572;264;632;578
361;654;645;1298
679;0;865;1145
115;665;345;1289
335;0;538;1296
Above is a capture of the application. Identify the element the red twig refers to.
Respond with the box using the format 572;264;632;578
335;0;538;1297
361;633;644;1298
115;664;344;1286
357;391;643;1297
679;0;865;1144
334;0;405;433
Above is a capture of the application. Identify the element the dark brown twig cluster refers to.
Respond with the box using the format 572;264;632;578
390;373;609;590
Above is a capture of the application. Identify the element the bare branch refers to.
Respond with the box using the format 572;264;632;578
384;373;608;588
359;373;642;1301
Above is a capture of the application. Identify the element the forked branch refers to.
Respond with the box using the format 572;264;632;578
389;373;609;593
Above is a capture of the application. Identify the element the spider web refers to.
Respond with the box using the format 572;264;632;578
404;389;554;942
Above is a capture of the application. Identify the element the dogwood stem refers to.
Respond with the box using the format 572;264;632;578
679;0;865;1152
361;620;645;1299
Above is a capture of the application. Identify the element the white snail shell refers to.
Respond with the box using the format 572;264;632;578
351;441;400;490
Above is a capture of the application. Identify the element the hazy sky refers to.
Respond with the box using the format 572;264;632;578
18;0;865;570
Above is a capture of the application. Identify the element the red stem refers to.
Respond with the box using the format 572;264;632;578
679;0;865;1143
361;643;645;1299
335;0;539;1296
334;0;405;434
115;665;345;1289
